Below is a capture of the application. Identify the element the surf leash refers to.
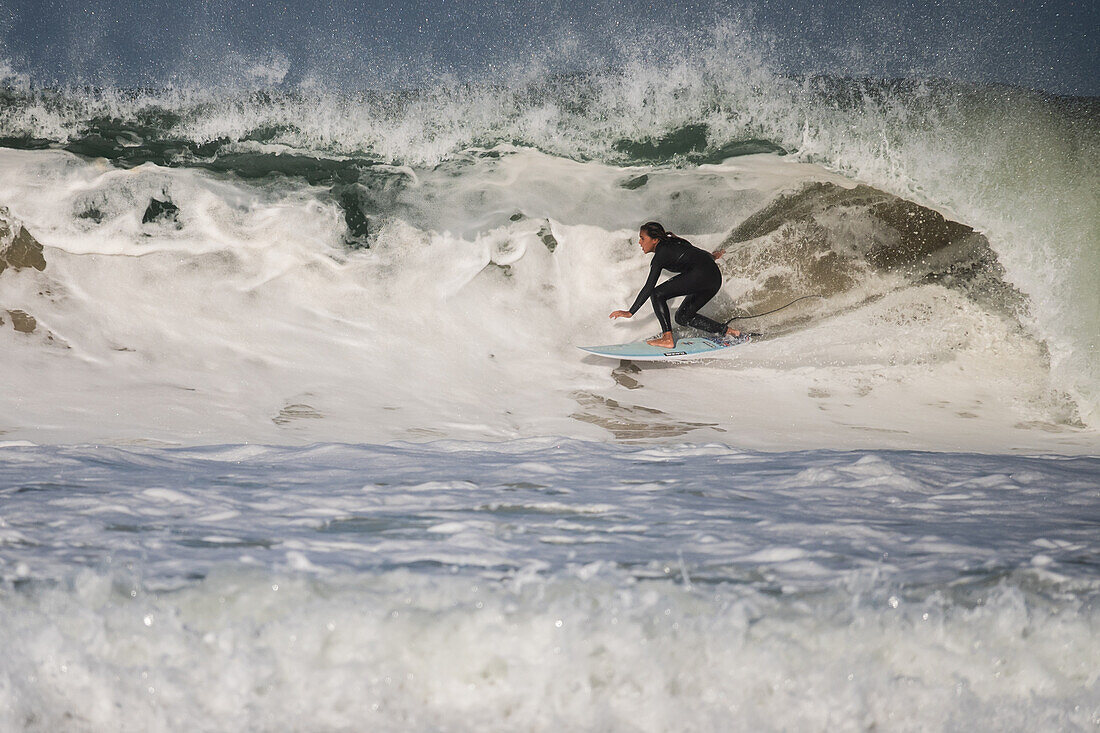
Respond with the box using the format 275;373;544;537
723;294;823;325
715;242;755;258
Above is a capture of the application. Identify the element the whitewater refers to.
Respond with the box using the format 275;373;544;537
0;24;1098;732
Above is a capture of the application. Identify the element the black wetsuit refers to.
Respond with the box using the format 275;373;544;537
628;236;727;335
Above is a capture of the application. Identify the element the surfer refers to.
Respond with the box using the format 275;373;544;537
609;222;741;348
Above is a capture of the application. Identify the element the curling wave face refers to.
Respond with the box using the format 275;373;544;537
0;35;1096;447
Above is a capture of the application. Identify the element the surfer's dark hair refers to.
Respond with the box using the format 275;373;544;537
640;221;668;239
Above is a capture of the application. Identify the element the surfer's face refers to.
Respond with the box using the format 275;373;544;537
638;230;659;254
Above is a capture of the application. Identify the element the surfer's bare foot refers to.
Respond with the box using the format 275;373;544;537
646;332;675;348
726;327;742;338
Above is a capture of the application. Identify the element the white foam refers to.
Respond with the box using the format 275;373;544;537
0;146;1092;451
3;567;1096;732
0;440;1097;729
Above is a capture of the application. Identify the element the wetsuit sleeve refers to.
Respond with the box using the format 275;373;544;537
628;251;665;315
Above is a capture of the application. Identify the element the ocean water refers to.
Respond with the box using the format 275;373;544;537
1;440;1098;731
0;20;1098;731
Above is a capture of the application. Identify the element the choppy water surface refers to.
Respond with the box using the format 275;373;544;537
1;440;1097;731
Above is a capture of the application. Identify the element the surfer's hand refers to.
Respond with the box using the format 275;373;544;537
712;249;725;260
609;310;632;320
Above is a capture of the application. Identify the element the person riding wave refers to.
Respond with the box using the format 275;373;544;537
609;221;742;348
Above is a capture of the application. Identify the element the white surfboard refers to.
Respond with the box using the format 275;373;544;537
578;334;750;361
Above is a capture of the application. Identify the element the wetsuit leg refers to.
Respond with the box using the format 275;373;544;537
675;290;726;334
650;267;724;335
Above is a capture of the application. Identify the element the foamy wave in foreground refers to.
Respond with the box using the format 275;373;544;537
1;440;1097;731
4;569;1096;732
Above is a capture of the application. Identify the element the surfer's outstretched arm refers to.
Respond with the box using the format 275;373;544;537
610;252;664;320
627;258;664;316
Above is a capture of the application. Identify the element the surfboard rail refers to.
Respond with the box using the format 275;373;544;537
577;334;750;361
